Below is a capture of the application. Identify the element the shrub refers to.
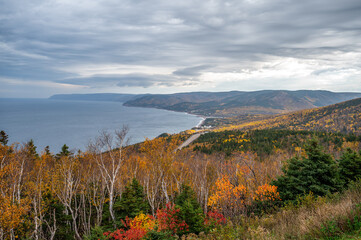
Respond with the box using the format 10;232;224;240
156;202;189;235
143;229;176;240
103;214;155;240
250;184;282;215
204;210;226;230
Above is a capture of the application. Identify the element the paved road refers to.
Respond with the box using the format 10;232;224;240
177;132;204;150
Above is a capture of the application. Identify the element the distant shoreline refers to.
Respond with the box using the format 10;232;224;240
196;117;206;128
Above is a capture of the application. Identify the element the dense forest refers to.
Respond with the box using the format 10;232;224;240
192;129;361;157
1;119;361;239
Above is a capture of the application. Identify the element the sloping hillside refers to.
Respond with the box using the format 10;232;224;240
124;90;361;116
217;97;361;135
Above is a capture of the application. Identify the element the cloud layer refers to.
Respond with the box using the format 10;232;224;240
1;0;361;97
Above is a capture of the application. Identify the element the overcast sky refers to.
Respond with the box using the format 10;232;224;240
1;0;361;97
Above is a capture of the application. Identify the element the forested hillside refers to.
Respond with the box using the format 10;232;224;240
191;129;360;157
213;97;361;135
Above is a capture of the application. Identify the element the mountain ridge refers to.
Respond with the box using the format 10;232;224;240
49;90;361;117
123;90;361;116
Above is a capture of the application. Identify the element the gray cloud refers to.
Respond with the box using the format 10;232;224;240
1;0;361;96
173;65;213;76
57;73;196;88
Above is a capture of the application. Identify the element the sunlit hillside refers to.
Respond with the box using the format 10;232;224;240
215;97;361;135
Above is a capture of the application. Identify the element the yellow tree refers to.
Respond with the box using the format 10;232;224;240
0;143;30;239
139;136;179;214
208;175;247;218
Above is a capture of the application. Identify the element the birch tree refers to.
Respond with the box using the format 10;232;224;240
88;126;129;227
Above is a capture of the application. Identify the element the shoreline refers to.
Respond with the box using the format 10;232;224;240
56;99;208;131
195;117;206;128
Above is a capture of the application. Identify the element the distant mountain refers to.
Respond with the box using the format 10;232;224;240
124;90;361;116
219;97;361;135
50;93;140;102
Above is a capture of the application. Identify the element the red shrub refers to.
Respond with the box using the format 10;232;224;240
156;202;189;235
204;210;226;228
104;217;148;240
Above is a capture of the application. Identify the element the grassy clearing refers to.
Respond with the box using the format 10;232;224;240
255;180;361;239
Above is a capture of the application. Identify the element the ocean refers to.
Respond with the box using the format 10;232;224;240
0;98;202;153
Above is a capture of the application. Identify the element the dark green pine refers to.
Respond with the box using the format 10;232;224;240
116;178;150;220
339;148;361;186
272;138;340;202
175;184;205;234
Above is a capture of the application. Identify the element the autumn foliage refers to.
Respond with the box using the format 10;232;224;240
156;202;189;235
254;184;281;202
204;210;227;228
104;214;155;240
104;204;227;239
0;127;360;239
208;175;247;216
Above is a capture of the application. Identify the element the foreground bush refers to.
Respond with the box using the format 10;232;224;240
104;214;155;240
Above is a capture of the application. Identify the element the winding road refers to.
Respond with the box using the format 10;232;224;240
177;132;207;150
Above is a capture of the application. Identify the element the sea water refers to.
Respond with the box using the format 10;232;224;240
0;98;202;153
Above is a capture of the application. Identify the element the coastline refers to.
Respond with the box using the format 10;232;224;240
123;103;207;129
196;117;206;128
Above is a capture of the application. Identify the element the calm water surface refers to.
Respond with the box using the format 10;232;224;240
0;98;202;153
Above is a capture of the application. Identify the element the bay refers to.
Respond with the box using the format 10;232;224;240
0;98;202;153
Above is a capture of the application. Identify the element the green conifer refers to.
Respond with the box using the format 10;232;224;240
339;148;361;186
272;138;340;202
116;178;150;219
0;130;8;145
175;184;205;234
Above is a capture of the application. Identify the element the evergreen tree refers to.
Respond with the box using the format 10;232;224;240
175;184;205;234
272;139;340;202
42;192;74;240
44;146;51;155
26;139;39;158
56;144;70;158
0;130;8;145
339;148;361;186
115;178;150;220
